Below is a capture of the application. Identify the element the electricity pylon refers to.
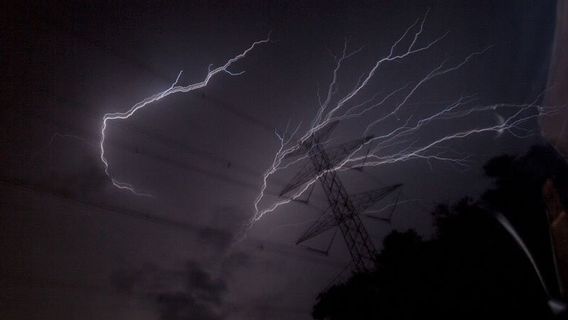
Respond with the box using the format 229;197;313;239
281;123;401;272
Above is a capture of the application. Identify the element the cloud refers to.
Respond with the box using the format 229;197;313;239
184;261;227;306
109;205;257;319
111;261;229;320
196;206;250;251
155;291;222;320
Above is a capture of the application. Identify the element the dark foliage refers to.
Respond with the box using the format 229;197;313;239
313;145;568;319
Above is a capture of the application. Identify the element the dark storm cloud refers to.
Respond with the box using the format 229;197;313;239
220;251;251;277
154;261;228;320
111;261;228;320
197;206;250;250
184;261;227;305
108;206;251;320
196;226;235;251
156;291;221;320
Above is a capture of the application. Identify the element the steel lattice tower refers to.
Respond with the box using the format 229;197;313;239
279;122;401;272
308;141;378;272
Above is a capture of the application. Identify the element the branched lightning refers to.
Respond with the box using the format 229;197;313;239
251;12;559;227
100;37;269;196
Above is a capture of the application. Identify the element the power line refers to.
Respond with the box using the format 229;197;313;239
1;177;344;269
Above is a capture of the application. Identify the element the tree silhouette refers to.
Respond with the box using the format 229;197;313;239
313;144;568;319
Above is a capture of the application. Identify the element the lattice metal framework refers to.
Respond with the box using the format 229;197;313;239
281;124;401;272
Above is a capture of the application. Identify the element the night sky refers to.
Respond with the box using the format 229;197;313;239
0;1;562;319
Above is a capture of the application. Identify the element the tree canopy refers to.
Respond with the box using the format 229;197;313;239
313;145;568;319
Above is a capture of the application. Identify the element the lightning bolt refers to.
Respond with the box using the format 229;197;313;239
251;12;560;228
100;37;269;196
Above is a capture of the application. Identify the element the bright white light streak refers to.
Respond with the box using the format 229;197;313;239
251;12;559;229
100;37;269;196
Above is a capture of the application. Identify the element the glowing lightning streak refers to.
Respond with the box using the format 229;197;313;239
251;13;560;229
100;37;269;196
